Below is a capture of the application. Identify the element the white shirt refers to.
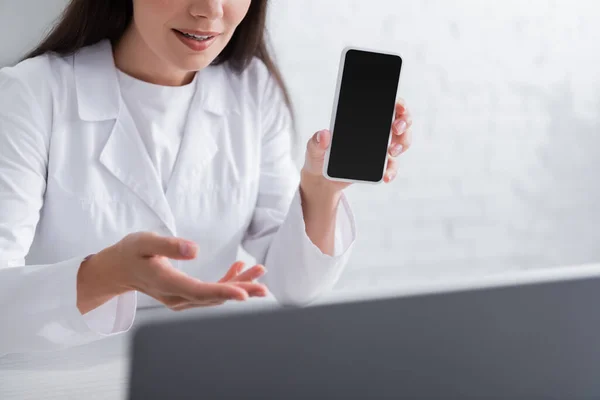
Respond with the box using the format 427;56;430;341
0;39;356;355
116;69;196;193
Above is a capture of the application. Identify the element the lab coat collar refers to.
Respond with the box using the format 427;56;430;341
73;40;121;121
73;39;241;122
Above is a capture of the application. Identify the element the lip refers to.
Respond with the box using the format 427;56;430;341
175;28;222;37
173;29;219;52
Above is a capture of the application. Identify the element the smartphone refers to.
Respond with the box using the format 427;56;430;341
324;47;403;184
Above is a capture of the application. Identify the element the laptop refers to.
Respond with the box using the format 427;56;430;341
128;267;600;399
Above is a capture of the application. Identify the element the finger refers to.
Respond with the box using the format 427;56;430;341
395;98;407;115
398;127;412;151
171;300;224;311
159;267;249;301
171;304;194;312
388;141;404;158
160;295;188;309
307;129;331;160
135;232;198;260
230;265;266;282
189;282;249;302
389;127;412;157
392;110;412;136
383;156;398;183
248;288;268;297
171;304;197;312
218;261;245;283
229;281;269;297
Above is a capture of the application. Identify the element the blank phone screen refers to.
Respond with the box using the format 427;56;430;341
327;49;402;182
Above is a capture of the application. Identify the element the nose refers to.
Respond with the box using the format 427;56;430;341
189;0;224;21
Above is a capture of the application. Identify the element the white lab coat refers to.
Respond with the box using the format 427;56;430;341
0;40;356;355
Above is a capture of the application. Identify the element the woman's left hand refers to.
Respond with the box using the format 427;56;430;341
301;98;413;191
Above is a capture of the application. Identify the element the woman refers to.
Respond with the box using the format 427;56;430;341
0;0;413;354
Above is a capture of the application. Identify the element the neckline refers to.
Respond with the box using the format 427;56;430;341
116;68;198;99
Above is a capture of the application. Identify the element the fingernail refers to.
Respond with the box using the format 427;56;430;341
179;241;197;257
316;131;322;143
392;144;403;156
394;120;407;133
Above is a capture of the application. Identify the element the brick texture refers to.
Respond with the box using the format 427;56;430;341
266;0;600;290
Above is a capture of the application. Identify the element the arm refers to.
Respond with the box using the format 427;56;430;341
297;97;415;261
0;69;136;355
241;70;357;306
299;170;342;257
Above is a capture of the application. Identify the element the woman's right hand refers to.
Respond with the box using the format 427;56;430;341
76;232;268;314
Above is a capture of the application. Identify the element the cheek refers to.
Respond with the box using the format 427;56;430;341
224;0;252;29
145;0;179;10
133;0;179;30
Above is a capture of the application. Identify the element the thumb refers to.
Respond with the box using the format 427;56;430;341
133;232;198;260
307;129;331;160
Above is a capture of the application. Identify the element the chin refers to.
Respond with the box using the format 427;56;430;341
164;53;212;74
179;58;213;72
165;34;228;72
177;46;225;67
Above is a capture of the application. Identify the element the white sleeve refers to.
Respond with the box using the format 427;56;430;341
0;68;136;355
0;259;137;355
241;71;357;306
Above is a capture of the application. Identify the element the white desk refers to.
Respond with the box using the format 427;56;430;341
3;264;600;400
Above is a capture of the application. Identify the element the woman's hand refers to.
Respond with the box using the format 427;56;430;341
302;98;413;190
170;261;267;311
76;232;268;314
298;98;413;256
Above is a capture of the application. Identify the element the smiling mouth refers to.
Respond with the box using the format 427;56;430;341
173;29;216;42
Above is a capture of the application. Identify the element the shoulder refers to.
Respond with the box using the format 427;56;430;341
223;57;284;110
0;51;76;123
241;56;273;88
0;53;73;141
0;51;72;96
226;56;272;89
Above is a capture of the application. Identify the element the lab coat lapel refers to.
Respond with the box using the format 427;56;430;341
167;64;241;197
99;107;177;234
167;105;219;195
74;40;177;234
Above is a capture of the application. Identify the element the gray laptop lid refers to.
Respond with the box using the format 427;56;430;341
128;275;600;399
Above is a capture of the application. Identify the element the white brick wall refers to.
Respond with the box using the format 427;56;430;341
267;0;600;289
2;0;600;293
